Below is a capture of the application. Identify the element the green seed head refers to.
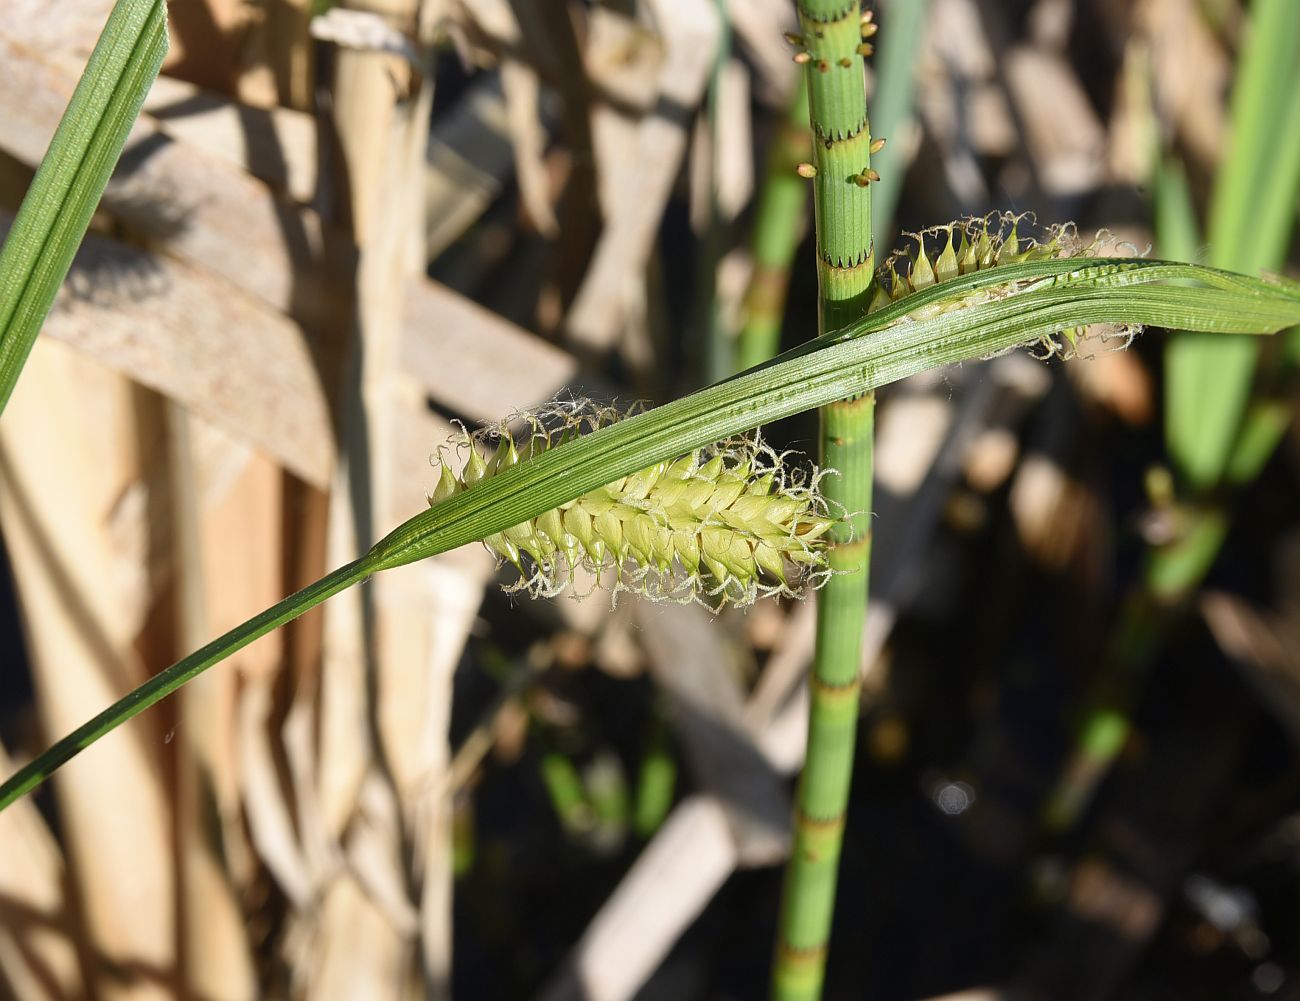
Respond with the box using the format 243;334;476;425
872;213;1086;308
869;213;1126;358
426;402;839;608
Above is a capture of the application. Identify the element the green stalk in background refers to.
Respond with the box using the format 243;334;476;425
735;0;928;375
772;2;876;998
867;0;930;256
736;74;811;371
633;716;677;838
0;0;167;417
540;752;596;835
1165;0;1300;491
1041;0;1300;834
695;0;735;383
4;254;1297;812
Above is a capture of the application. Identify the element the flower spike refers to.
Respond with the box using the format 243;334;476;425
427;401;840;609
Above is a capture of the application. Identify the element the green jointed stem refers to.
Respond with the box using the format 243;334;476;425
774;1;874;998
0;559;371;812
775;399;873;1000
699;0;735;383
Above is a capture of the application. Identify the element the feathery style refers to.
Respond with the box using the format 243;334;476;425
427;403;839;607
870;213;1131;357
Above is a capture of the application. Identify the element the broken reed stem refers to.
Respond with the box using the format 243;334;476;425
772;2;875;999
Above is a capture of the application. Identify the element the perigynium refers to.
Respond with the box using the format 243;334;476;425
872;213;1136;358
873;213;1086;304
427;401;839;608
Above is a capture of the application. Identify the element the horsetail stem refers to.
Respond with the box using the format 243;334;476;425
429;403;838;609
773;1;875;998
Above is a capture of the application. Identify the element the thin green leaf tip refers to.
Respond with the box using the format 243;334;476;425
427;402;839;608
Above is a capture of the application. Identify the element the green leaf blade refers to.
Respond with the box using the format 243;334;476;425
370;259;1300;573
1164;0;1300;491
0;0;168;417
5;255;1298;813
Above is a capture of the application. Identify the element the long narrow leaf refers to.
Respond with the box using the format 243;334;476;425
1164;0;1300;490
869;0;931;254
3;256;1298;811
0;0;167;416
370;259;1300;570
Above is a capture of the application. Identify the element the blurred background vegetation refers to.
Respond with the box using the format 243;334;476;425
0;0;1298;999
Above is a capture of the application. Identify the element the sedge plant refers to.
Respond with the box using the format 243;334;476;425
2;257;1297;793
2;13;1300;1001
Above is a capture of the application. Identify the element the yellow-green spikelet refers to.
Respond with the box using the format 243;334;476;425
871;213;1087;300
427;405;838;607
869;213;1100;355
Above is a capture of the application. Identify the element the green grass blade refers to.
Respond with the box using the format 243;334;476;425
0;0;167;417
3;257;1298;812
869;0;931;254
1154;158;1200;264
1163;0;1300;491
1053;122;1297;828
1158;157;1223;489
0;559;370;809
632;724;677;837
736;75;810;370
1247;83;1300;271
1205;0;1300;269
370;259;1300;570
539;753;593;834
1225;398;1293;486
